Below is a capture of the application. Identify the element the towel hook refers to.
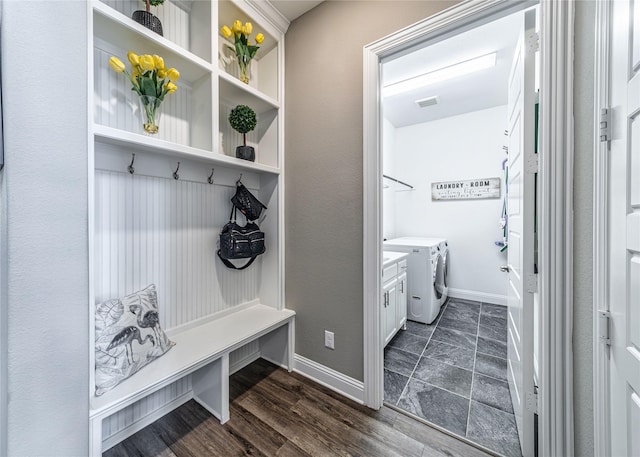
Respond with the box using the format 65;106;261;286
128;153;135;174
236;173;242;185
208;168;215;184
173;162;180;180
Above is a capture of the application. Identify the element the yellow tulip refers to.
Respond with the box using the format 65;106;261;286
166;67;180;82
127;51;139;67
221;25;232;38
132;68;141;80
153;54;165;70
165;82;178;94
255;33;264;44
139;54;155;72
108;56;125;73
244;22;252;35
157;68;167;79
232;20;242;34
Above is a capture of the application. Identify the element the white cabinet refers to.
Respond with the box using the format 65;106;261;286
397;270;407;330
383;278;398;346
382;255;408;347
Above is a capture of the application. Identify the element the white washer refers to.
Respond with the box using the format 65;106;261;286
383;237;447;324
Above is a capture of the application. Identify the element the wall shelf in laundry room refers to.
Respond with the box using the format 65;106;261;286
383;174;413;189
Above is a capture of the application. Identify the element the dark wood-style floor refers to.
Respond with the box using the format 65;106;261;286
104;358;494;457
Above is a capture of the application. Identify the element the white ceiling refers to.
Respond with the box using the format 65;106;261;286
382;10;525;128
270;0;324;22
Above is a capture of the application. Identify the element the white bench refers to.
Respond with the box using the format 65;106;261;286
89;304;295;456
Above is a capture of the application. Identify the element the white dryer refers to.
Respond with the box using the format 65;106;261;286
383;237;448;324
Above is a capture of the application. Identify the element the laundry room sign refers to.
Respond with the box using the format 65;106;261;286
431;177;501;201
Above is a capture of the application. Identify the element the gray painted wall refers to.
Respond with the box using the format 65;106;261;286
285;0;457;381
573;1;595;455
1;1;89;454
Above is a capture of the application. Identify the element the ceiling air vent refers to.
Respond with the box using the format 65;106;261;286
415;96;439;108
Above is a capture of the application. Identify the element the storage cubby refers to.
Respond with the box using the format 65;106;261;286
93;10;213;150
88;1;288;454
217;0;279;100
97;0;213;62
218;101;279;168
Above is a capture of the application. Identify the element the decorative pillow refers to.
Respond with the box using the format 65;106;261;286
95;284;175;396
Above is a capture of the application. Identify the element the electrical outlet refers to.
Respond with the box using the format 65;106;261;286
324;330;335;350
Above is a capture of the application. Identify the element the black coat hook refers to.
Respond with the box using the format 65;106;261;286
173;162;180;180
128;153;135;174
208;168;215;184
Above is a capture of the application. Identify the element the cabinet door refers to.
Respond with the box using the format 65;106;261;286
383;279;398;346
396;272;407;330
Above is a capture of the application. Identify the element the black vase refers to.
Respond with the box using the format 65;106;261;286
236;146;255;162
132;10;163;36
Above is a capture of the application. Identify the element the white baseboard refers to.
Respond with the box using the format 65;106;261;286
293;354;364;404
447;288;507;306
102;391;192;452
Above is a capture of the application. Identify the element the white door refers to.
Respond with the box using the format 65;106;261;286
609;0;640;455
506;9;536;457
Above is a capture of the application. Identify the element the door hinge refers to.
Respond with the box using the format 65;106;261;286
526;388;538;414
525;273;538;293
600;108;611;142
525;154;539;174
598;310;611;345
527;31;540;53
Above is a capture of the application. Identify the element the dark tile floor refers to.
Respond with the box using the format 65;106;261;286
384;298;522;457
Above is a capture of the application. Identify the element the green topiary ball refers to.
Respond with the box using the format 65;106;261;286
229;105;257;134
145;0;165;6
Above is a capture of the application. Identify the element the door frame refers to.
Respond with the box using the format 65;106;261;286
593;0;611;454
362;0;575;454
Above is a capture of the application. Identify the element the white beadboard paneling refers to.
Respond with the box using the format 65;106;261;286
93;41;194;144
229;341;261;373
94;169;260;330
102;376;191;441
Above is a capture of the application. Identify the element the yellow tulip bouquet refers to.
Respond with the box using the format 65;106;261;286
108;51;180;134
220;20;264;84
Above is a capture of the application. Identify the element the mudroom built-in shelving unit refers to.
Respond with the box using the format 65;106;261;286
87;1;290;454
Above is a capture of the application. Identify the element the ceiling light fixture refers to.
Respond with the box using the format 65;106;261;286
383;53;497;98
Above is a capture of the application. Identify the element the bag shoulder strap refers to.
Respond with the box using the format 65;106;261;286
216;250;258;270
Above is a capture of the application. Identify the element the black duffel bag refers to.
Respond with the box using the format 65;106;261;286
217;207;265;270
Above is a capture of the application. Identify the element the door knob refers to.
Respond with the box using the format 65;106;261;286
500;265;510;273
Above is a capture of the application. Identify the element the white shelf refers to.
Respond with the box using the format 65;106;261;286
93;1;213;83
219;71;280;114
94;124;280;175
